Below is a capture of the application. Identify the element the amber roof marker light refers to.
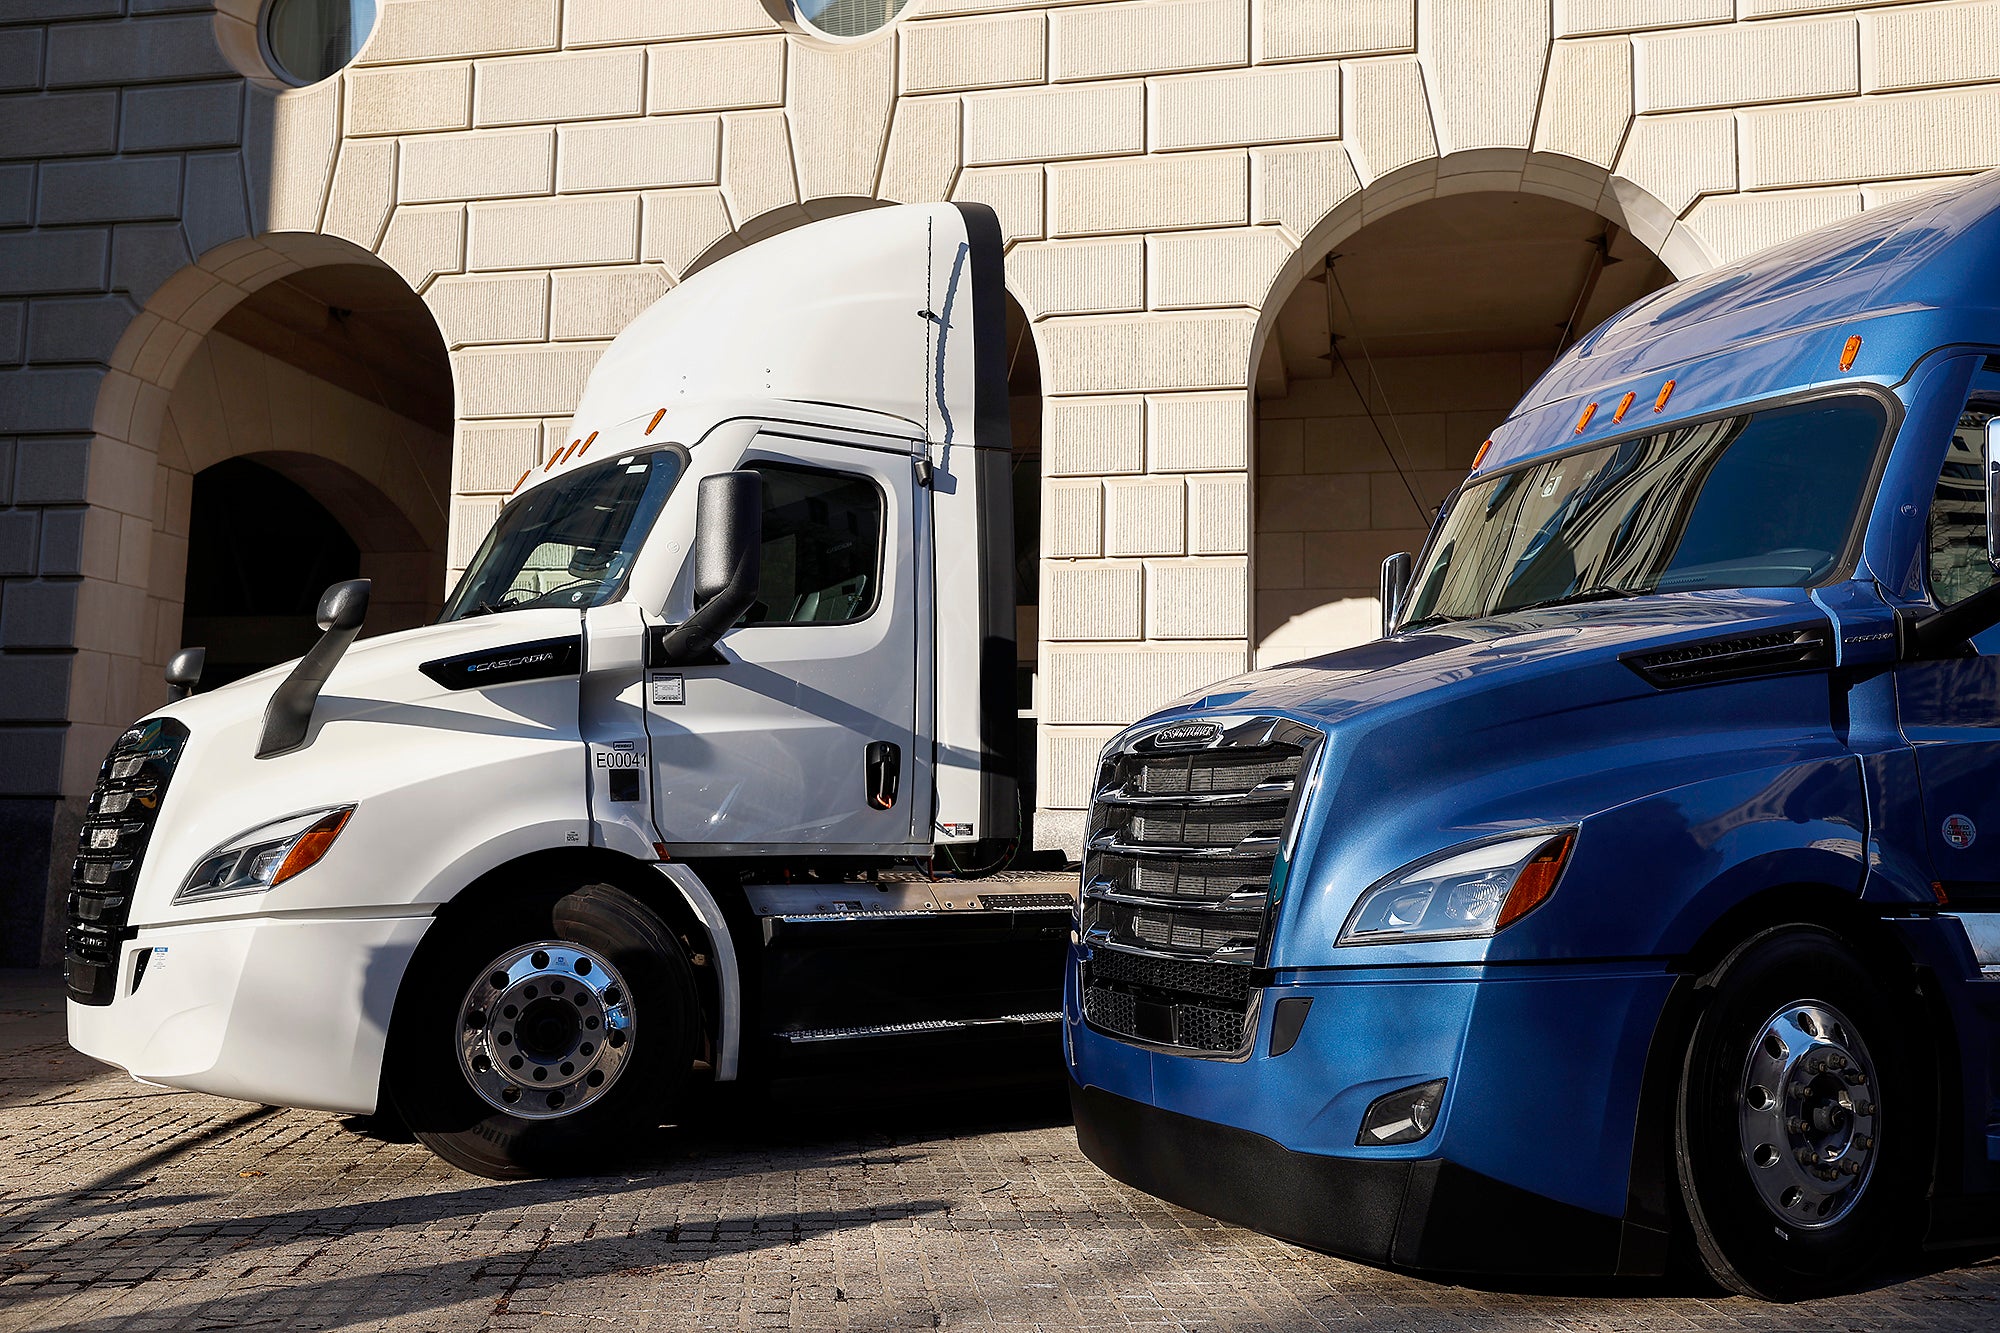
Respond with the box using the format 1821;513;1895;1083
1612;391;1636;423
1574;402;1598;434
1472;439;1492;470
1654;379;1676;413
646;409;667;435
1840;335;1863;372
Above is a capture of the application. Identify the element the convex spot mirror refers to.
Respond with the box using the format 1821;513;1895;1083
658;471;763;665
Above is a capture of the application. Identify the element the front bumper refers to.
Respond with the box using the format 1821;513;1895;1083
1065;949;1678;1276
67;910;433;1115
1072;1081;1628;1274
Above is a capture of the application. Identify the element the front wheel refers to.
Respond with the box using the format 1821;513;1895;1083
389;881;702;1178
1674;926;1925;1300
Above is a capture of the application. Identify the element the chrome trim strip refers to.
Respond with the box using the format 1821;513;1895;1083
780;1011;1063;1043
1091;779;1296;809
1086;835;1280;861
1081;927;1256;964
1082;880;1267;914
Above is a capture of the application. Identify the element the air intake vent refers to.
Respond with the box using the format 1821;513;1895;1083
1623;624;1832;689
1079;715;1320;1055
66;718;189;1005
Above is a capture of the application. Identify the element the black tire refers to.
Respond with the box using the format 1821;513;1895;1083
1674;926;1926;1300
388;880;702;1179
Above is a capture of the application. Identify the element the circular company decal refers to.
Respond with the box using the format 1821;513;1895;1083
1943;814;1978;850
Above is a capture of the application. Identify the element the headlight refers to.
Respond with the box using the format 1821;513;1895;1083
1337;830;1574;944
174;806;354;904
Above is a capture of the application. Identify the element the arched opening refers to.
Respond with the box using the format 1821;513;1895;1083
156;253;453;682
184;458;361;686
1253;191;1675;665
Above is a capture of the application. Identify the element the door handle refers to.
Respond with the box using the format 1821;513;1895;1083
866;741;900;810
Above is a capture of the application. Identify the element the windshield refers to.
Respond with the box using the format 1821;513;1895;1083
1399;396;1887;628
442;449;684;620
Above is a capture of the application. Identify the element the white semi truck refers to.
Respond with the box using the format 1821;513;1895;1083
65;203;1069;1177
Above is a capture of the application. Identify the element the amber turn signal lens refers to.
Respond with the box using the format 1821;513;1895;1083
1840;335;1862;371
1497;832;1573;929
272;808;353;886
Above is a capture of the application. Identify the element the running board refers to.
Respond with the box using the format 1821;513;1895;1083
778;1011;1063;1044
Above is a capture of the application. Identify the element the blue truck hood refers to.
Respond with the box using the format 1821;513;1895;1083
1124;588;1856;970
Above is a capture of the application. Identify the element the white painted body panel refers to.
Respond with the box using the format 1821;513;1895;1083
67;912;431;1114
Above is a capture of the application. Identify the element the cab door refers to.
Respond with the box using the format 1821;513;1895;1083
1898;364;2000;898
645;431;925;853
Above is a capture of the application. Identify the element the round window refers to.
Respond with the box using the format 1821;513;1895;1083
796;0;908;39
264;0;378;86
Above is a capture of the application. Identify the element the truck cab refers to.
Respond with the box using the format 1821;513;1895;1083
1066;174;2000;1300
65;203;1067;1178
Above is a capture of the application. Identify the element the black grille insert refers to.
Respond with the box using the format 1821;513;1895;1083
1079;715;1318;1055
66;718;189;1005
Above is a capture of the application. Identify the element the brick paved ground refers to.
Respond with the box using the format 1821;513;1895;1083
4;969;1997;1332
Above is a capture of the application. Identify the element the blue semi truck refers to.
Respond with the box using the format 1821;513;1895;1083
1066;173;2000;1299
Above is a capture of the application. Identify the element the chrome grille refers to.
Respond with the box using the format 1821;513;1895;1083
66;718;189;1005
1079;715;1318;1055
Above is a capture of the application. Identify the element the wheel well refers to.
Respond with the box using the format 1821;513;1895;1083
1621;883;1953;1270
388;848;724;1087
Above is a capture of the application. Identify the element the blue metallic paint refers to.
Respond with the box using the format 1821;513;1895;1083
1069;169;2000;1273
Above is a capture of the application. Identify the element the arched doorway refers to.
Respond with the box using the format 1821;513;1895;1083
183;458;362;686
1253;192;1676;665
150;250;453;684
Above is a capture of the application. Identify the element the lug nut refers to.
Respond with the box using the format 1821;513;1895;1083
1858;1102;1876;1117
1829;1054;1847;1070
1842;1160;1862;1175
1797;1148;1817;1166
1859;1135;1875;1150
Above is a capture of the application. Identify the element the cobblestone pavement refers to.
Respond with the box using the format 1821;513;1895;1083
4;970;1997;1332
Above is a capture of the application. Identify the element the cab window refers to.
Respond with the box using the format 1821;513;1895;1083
743;464;884;626
1928;400;1998;608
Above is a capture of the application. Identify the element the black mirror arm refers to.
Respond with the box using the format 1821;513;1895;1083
258;579;370;758
1902;582;2000;659
657;558;757;665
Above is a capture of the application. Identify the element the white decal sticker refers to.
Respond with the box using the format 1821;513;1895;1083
1943;814;1977;850
649;675;685;705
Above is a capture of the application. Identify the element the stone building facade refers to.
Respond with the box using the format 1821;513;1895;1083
3;0;1998;964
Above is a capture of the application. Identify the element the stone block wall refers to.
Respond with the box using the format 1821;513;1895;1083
7;0;2000;943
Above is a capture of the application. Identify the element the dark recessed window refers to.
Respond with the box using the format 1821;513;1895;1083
796;0;907;39
264;0;378;86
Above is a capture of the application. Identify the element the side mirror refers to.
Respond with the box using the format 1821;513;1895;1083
659;471;763;664
1380;551;1413;637
164;646;205;702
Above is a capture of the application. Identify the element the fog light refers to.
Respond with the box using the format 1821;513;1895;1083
1358;1078;1447;1146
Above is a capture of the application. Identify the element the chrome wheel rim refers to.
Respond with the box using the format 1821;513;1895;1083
457;941;635;1120
1737;998;1879;1230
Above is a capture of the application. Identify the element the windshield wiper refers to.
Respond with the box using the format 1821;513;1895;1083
462;597;523;618
1501;585;1645;616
